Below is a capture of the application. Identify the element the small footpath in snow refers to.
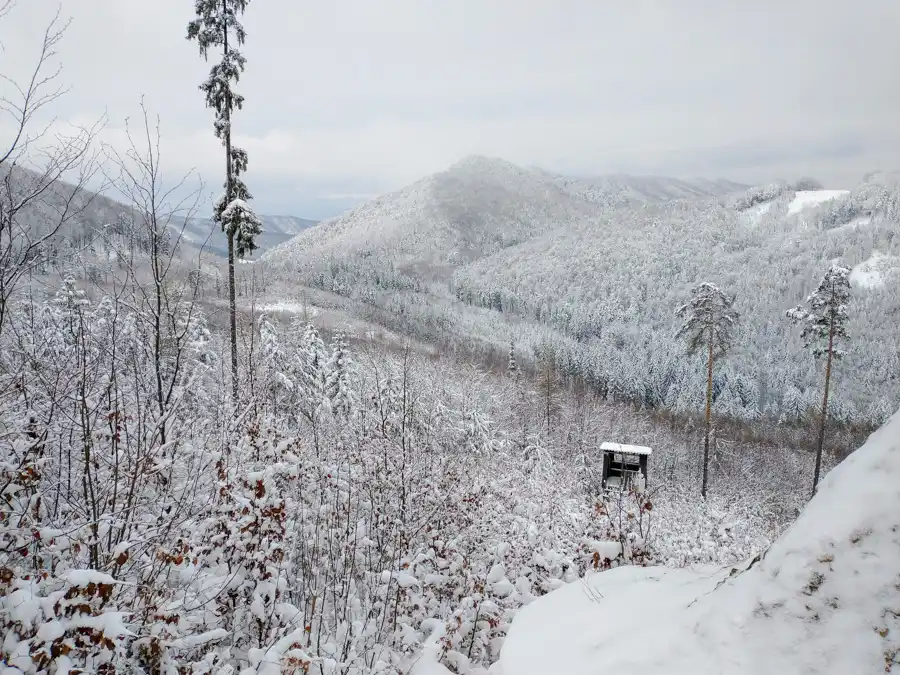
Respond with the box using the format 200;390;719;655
499;406;900;675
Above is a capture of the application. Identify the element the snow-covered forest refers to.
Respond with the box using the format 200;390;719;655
262;162;900;431
2;1;898;674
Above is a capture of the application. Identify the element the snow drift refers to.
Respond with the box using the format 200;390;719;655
499;406;900;675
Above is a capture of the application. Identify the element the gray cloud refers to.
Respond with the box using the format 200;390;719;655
2;0;899;218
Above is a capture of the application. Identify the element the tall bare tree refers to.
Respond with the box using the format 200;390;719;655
675;282;739;498
0;2;103;337
187;0;262;402
787;265;851;498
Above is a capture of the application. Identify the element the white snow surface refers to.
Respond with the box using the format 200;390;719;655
741;199;773;225
599;441;652;456
500;407;900;675
259;301;319;316
787;189;849;215
65;569;119;586
850;251;899;289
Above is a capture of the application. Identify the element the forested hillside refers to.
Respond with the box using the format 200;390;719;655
3;1;897;672
262;159;900;429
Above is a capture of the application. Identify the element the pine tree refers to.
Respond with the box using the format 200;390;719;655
675;282;739;498
787;265;851;497
187;0;263;402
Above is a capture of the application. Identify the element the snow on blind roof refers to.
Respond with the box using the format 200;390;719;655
600;442;652;456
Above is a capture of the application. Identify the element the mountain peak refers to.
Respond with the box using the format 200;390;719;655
444;154;534;177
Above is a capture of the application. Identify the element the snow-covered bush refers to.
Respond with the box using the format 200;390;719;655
0;281;802;673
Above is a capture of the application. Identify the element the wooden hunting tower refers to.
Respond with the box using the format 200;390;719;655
600;442;652;489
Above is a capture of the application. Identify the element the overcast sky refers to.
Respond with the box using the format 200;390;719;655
3;0;899;219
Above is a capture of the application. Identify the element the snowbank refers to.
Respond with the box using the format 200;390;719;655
500;407;900;675
787;189;849;215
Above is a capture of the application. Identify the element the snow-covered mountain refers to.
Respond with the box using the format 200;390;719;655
260;156;900;426
499;405;900;675
262;156;599;279
261;156;745;278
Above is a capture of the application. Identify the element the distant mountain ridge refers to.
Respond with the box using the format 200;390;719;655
5;165;316;260
544;170;748;207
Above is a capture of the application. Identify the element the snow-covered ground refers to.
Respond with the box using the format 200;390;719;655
850;251;899;289
828;215;872;234
259;301;319;316
740;200;773;225
498;407;900;675
787;189;849;215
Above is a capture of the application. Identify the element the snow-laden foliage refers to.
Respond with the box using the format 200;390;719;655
787;264;852;360
188;0;262;255
221;198;264;259
1;280;806;673
675;283;739;359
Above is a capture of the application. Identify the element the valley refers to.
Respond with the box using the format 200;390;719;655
2;1;898;673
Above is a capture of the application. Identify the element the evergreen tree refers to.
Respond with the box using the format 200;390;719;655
297;322;328;421
507;338;517;377
675;282;739;498
788;265;851;497
187;0;263;402
866;398;892;426
778;385;807;426
325;332;353;417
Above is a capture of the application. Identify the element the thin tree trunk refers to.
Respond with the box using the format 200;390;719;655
812;313;836;498
544;361;552;434
223;0;239;403
227;233;238;401
702;332;713;498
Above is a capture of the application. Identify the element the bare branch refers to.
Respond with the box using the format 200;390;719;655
0;5;107;336
0;4;71;165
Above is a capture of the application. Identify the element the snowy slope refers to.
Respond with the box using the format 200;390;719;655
787;189;849;215
4;165;138;247
850;251;900;289
261;156;599;280
450;173;900;419
546;172;746;208
261;156;743;281
500;406;900;675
